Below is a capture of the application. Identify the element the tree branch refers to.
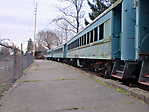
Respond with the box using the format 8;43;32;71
53;17;77;30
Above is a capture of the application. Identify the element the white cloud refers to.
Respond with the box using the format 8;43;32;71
0;0;60;47
0;0;90;48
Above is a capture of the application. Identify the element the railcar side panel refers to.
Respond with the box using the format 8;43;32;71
136;0;149;56
46;50;53;59
52;47;63;58
67;40;112;59
121;0;136;61
67;18;112;60
53;52;63;58
63;44;67;58
111;3;122;59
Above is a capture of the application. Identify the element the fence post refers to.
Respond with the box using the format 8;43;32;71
12;48;17;83
21;43;23;76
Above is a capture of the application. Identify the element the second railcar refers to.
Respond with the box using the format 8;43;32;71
65;1;122;75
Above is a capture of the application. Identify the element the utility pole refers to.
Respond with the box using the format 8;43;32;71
34;0;38;54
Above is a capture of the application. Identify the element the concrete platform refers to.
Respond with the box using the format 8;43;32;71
0;60;148;112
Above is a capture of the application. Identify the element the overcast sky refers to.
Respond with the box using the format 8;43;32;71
0;0;90;49
0;0;65;47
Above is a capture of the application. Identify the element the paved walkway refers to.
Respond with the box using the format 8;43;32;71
0;60;148;112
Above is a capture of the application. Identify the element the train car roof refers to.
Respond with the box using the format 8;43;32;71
67;0;122;44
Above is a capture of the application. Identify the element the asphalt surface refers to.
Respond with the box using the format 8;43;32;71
0;60;148;112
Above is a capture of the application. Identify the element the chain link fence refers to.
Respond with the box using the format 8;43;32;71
0;45;34;84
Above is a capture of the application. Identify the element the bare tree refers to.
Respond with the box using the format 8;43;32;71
0;38;12;56
0;46;10;56
0;38;14;49
37;30;60;50
53;0;85;34
27;38;34;53
54;21;73;43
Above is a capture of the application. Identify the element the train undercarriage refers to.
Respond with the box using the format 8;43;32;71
112;58;149;87
48;57;149;89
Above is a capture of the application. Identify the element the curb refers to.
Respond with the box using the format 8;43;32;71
84;72;149;105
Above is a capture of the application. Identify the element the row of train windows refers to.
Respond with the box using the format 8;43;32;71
68;24;104;50
54;48;63;53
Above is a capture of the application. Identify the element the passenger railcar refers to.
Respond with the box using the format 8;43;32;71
47;0;149;86
112;0;149;86
65;1;117;74
51;45;64;61
46;49;53;60
135;0;149;86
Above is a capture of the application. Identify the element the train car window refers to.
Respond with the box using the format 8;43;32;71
73;41;75;49
74;40;76;48
104;19;111;39
82;36;84;46
99;24;104;40
84;36;86;45
94;27;98;41
80;37;82;46
81;37;82;46
68;44;70;50
76;39;78;47
72;42;73;49
71;43;73;49
83;35;85;45
77;39;79;47
87;32;90;44
79;37;81;46
74;41;76;48
55;48;63;53
84;35;86;45
75;40;77;48
70;43;72;49
90;30;94;43
86;34;88;44
72;43;73;49
74;41;75;48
